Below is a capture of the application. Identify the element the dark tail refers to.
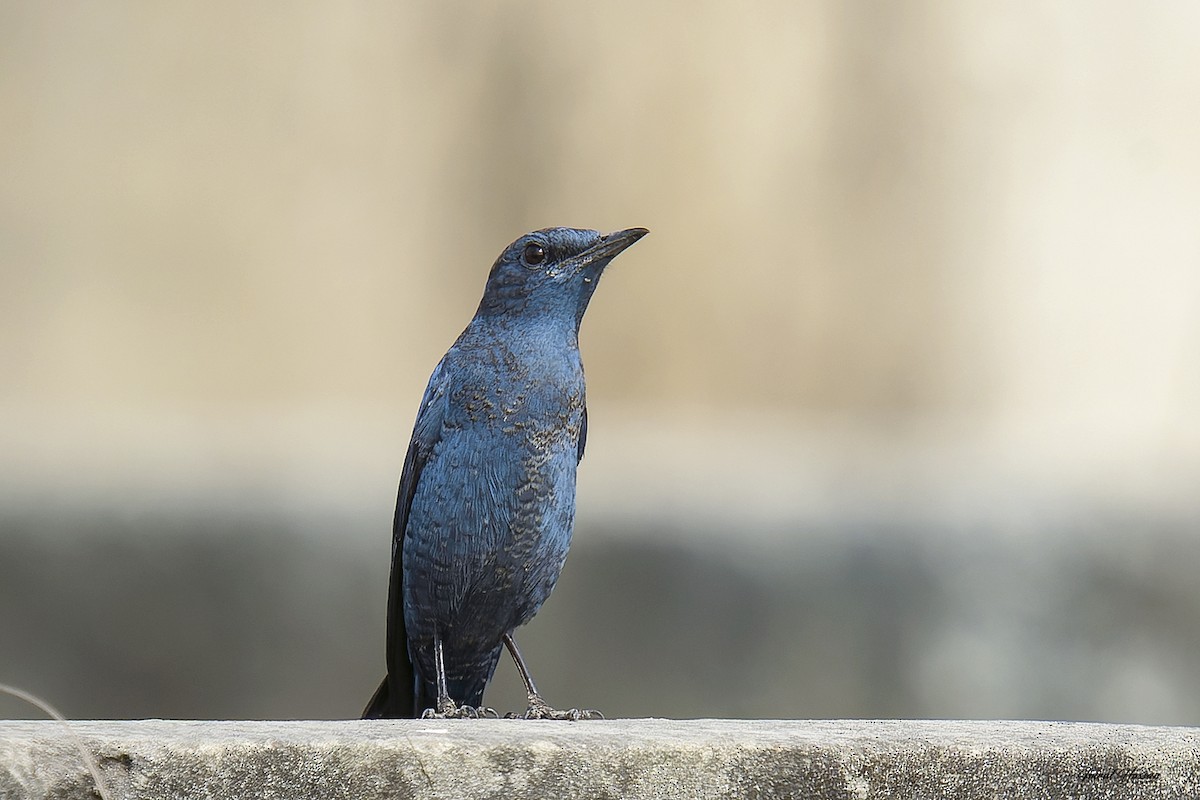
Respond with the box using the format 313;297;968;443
362;676;401;718
362;602;417;718
362;668;417;719
364;520;418;718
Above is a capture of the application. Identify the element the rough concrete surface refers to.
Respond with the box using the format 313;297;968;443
1;719;1199;800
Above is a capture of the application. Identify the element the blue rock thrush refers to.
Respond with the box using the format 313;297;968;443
363;226;648;719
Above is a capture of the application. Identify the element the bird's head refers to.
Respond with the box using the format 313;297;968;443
476;227;648;329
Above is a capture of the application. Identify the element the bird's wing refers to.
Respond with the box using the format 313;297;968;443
371;357;452;717
393;357;452;562
576;404;588;463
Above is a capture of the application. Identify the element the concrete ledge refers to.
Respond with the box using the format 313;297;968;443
1;719;1198;799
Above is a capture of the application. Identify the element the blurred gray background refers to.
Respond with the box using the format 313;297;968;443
2;2;1199;724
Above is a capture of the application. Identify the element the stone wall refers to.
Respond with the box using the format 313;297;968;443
2;719;1198;800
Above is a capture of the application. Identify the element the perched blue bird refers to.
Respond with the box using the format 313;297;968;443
363;226;648;719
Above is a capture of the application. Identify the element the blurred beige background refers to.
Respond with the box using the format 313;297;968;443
2;2;1199;724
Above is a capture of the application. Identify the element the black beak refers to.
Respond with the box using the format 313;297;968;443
572;227;649;272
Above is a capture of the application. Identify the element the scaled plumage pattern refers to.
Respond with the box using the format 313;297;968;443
364;227;648;719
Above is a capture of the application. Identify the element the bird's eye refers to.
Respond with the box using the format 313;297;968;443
522;242;547;267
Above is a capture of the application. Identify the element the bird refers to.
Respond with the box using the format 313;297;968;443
363;226;648;719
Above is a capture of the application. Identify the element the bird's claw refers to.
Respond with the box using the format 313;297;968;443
505;694;603;721
421;700;499;719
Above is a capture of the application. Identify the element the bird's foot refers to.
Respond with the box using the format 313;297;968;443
421;699;499;719
505;693;603;721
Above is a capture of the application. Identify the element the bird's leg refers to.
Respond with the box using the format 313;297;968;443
421;637;461;718
419;637;496;719
501;633;602;720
